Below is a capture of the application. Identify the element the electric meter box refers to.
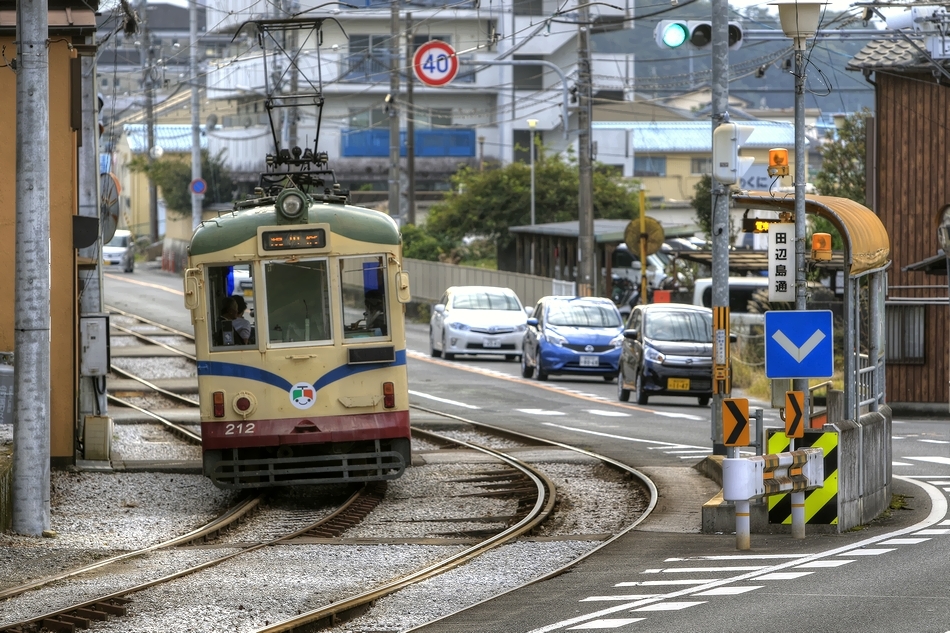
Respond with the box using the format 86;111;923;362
80;314;110;377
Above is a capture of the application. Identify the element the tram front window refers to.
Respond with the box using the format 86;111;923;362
341;255;388;339
208;265;256;349
264;259;331;344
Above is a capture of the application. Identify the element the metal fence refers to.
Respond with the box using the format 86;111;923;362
403;259;573;308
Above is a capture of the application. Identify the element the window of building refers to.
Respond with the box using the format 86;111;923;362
691;157;712;175
415;107;453;128
885;304;924;364
349;107;387;129
634;156;666;177
349;34;390;55
207;264;257;350
513;0;543;15
513;56;544;90
264;259;332;345
413;34;452;48
101;77;109;87
341;255;389;339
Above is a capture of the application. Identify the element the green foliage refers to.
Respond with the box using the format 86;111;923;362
814;109;869;206
424;147;641;253
128;150;234;217
690;174;713;239
401;223;443;261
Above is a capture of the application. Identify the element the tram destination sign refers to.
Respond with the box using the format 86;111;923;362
262;228;327;251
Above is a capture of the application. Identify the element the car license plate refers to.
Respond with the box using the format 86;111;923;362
668;378;690;390
243;289;253;297
483;338;501;348
580;355;599;367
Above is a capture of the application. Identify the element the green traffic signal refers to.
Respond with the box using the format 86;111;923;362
658;21;689;48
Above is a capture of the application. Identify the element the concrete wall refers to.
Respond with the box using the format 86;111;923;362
828;404;892;532
0;37;79;462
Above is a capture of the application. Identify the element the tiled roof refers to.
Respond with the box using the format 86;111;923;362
124;124;207;154
591;120;797;153
847;38;948;72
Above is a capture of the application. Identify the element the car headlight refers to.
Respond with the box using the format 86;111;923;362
448;321;470;332
544;330;568;346
610;334;624;348
644;346;666;364
515;324;527;332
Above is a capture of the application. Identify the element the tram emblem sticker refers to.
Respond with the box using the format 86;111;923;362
290;382;316;409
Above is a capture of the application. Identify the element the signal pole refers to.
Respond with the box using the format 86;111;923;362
143;9;159;243
190;0;203;233
14;0;52;536
405;12;416;225
710;0;730;455
577;2;595;296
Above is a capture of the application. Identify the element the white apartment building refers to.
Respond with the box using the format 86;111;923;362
203;0;634;191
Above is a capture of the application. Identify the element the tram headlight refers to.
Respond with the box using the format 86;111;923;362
232;391;257;419
276;188;310;222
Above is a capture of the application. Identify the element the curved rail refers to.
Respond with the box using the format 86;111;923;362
0;484;384;632
254;428;558;633
107;394;202;444
106;305;196;341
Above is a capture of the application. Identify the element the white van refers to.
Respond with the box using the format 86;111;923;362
692;277;769;330
610;243;668;289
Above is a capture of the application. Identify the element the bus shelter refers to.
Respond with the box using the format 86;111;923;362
734;193;891;424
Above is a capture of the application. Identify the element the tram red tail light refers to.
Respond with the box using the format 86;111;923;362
235;396;251;412
383;382;395;409
213;391;225;418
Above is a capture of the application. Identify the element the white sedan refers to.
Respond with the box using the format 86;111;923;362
430;286;528;361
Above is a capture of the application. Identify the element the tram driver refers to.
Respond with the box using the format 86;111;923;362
346;289;387;337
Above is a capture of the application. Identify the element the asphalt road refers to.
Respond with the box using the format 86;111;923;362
105;264;950;633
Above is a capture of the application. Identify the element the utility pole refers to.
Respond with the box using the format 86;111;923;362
576;2;595;296
404;12;415;225
710;0;730;456
143;9;159;243
388;1;401;223
190;0;203;233
14;0;51;536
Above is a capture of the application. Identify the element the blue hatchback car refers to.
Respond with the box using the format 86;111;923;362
521;296;624;382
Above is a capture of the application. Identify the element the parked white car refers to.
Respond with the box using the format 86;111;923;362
430;286;528;361
102;229;134;273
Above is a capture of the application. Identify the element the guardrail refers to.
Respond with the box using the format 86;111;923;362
722;448;824;550
403;259;570;307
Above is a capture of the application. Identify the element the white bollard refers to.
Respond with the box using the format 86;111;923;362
791;491;806;539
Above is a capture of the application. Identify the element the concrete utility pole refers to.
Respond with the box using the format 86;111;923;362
14;0;52;536
576;2;595;296
710;0;730;456
190;0;203;233
404;12;415;225
388;1;401;223
143;9;159;243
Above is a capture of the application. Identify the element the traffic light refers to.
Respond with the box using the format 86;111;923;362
712;122;755;185
654;20;743;50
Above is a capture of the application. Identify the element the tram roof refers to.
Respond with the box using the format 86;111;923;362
189;202;401;256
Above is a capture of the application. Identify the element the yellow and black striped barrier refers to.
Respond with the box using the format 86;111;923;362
766;430;839;525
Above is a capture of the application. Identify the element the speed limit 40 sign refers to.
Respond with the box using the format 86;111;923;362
413;40;459;87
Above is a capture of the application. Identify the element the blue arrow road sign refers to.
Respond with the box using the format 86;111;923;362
765;310;834;378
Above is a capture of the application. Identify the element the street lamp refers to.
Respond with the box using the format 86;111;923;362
528;118;538;275
769;0;825;541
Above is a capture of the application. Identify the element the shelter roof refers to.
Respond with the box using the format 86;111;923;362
732;192;890;276
591;120;798;153
674;249;844;274
509;219;697;244
903;251;947;275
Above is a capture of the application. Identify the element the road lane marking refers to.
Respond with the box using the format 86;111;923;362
568;619;644;630
580;595;661;602
645;566;769;573
915;528;950;535
919;439;950;444
632;601;705;611
518;408;566;416
615;580;717;587
408;390;480;409
105;273;183;295
666;554;810;561
879;538;931;545
693;586;762;596
652;411;704;420
756;571;814;580
795;560;854;568
543;423;708;451
586;409;630;418
840;548;896;555
906;456;950;465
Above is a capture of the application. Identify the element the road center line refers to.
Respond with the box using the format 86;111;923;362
408;390;480;409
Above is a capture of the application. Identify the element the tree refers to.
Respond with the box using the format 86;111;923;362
814;108;868;205
424;148;641;254
129;150;234;216
690;174;713;239
812;108;870;249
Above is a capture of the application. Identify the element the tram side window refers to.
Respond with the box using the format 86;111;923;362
265;259;331;344
208;265;257;349
341;255;389;339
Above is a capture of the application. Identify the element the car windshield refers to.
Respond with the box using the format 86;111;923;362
452;291;521;311
645;310;713;342
547;302;622;327
106;234;129;248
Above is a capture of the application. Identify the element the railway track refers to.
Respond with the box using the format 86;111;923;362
2;303;654;632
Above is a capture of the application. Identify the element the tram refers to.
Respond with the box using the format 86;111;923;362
182;18;411;490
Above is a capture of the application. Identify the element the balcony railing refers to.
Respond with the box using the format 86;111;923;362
340;53;477;84
341;129;476;158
